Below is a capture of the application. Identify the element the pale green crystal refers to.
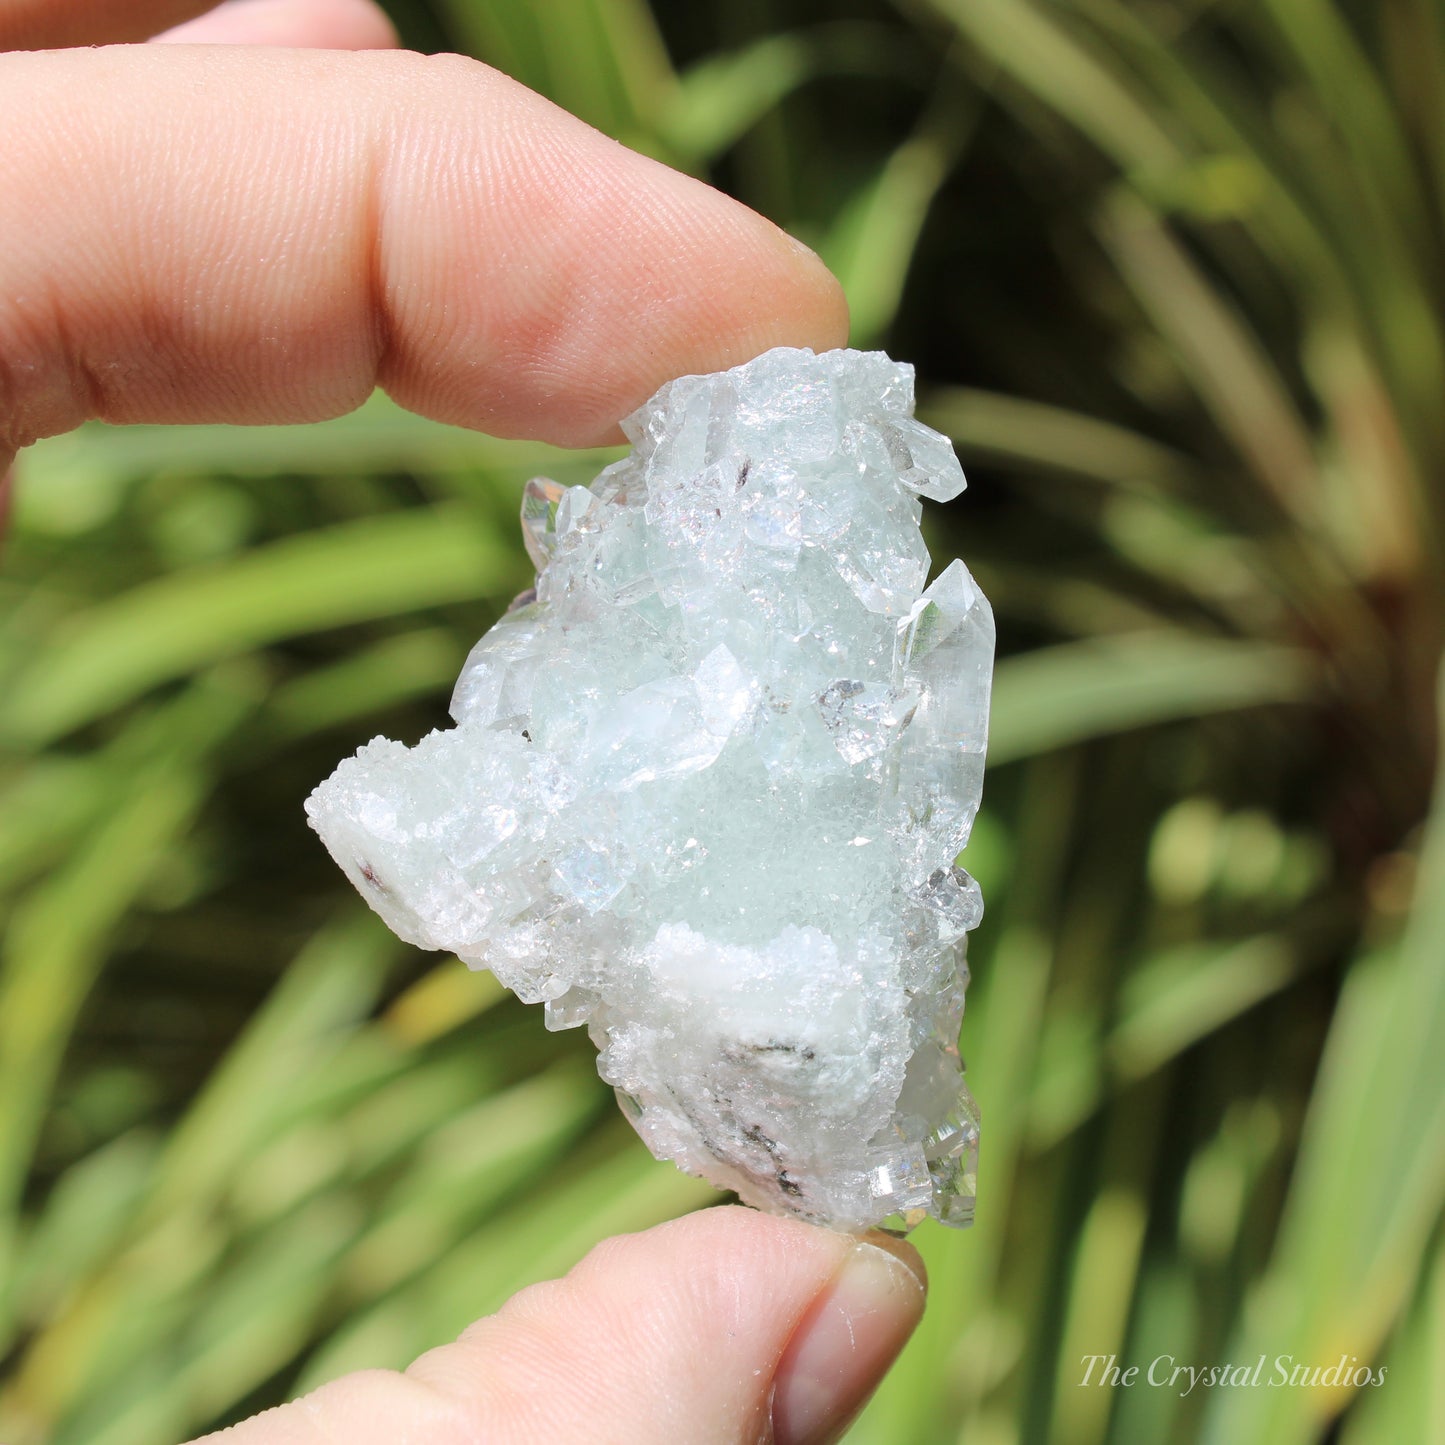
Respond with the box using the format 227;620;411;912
306;347;994;1232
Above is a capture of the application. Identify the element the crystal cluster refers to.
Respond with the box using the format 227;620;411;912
306;347;994;1232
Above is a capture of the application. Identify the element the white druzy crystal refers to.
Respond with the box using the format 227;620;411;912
306;347;994;1232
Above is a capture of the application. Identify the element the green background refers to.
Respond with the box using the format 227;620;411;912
3;1;1444;1441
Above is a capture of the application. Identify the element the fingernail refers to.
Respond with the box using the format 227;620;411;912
771;1235;927;1445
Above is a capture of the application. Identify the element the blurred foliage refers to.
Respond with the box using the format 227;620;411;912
3;1;1444;1442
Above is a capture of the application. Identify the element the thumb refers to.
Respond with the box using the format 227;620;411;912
191;1205;926;1445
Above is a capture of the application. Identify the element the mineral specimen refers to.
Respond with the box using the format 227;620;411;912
306;347;994;1232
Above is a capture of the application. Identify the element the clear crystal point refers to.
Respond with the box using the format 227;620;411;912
519;476;567;571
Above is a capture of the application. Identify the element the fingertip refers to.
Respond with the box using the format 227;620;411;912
772;1236;927;1445
787;234;853;353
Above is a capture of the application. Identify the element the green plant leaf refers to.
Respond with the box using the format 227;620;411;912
1;503;524;747
0;676;252;1343
925;0;1180;171
921;387;1203;497
661;24;913;164
989;632;1319;765
1206;663;1445;1444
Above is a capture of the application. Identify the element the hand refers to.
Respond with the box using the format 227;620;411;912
1;6;920;1443
0;0;845;466
189;1207;925;1445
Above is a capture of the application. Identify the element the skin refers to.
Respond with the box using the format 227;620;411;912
1;4;926;1442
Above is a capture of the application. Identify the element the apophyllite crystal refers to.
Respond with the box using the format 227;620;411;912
306;347;994;1232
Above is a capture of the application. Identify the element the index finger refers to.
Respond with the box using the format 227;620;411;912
0;45;848;460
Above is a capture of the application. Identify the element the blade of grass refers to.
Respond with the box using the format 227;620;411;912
16;392;607;492
0;759;117;898
1107;934;1300;1082
0;913;402;1435
1049;1184;1151;1445
1070;0;1406;304
1096;189;1319;529
0;663;264;894
920;387;1205;498
381;960;509;1046
1206;663;1445;1443
0;675;253;1338
337;1062;602;1300
265;628;464;740
924;0;1181;172
822;77;978;348
660;24;912;165
433;0;673;139
295;1127;716;1390
140;910;397;1220
0;502;525;748
1252;0;1429;266
1026;927;1316;1152
50;1193;362;1445
10;1130;161;1332
989;632;1319;766
1338;1229;1443;1445
582;0;679;141
1381;0;1445;242
1019;0;1445;555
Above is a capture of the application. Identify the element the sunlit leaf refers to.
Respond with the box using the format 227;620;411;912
1;504;524;747
989;633;1319;765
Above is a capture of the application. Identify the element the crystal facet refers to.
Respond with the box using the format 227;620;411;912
305;347;994;1232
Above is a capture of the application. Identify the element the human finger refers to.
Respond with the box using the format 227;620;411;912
0;45;848;466
187;1207;926;1445
0;0;213;48
153;0;397;50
